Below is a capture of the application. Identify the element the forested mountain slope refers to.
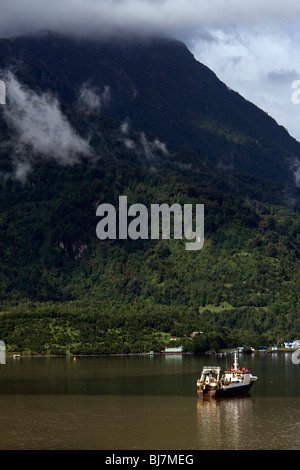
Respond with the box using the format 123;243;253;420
0;33;299;354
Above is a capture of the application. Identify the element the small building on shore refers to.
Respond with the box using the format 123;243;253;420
284;341;300;348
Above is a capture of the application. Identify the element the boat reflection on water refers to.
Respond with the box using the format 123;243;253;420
196;395;254;450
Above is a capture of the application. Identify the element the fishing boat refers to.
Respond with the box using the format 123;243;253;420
196;350;257;398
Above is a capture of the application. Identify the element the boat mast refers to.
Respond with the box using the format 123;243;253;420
234;350;238;370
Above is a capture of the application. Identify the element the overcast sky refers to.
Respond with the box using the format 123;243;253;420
1;0;300;141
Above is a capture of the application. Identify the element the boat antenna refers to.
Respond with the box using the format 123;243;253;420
234;350;238;370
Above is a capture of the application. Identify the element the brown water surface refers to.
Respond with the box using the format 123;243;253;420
0;353;298;449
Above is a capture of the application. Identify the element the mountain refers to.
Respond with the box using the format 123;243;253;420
0;32;299;355
1;33;300;195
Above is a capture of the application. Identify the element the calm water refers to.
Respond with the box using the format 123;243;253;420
0;353;299;450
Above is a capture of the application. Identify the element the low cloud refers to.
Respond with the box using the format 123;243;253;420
1;1;300;146
1;0;300;39
2;72;92;180
291;157;300;188
140;133;168;161
120;120;168;162
77;82;111;113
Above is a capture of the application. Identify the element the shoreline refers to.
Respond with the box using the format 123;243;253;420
7;348;299;359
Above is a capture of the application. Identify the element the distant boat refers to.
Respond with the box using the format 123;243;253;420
162;345;184;355
196;350;258;398
13;354;20;359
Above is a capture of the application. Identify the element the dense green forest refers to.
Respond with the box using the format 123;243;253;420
0;157;299;355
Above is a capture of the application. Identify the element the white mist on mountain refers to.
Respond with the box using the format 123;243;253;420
77;82;111;113
1;0;300;39
13;159;32;185
119;120;168;162
2;72;92;180
291;157;300;187
140;133;168;161
1;1;300;143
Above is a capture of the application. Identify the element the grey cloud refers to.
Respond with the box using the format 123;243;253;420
190;26;300;142
77;82;111;113
267;70;299;84
291;157;300;187
2;0;300;145
2;72;92;180
119;120;168;162
140;132;168;161
2;0;300;39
